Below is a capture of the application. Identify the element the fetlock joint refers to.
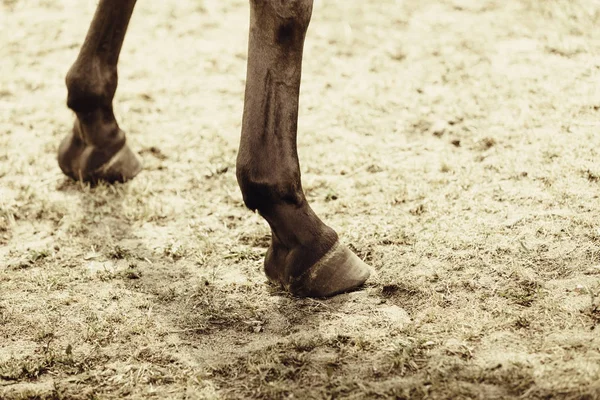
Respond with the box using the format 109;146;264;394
65;60;117;113
236;168;305;213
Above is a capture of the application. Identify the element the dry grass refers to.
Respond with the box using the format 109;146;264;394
2;0;600;398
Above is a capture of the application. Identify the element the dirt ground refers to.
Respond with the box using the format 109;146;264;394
1;0;600;398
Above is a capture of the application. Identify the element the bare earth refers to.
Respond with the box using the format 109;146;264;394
2;0;600;398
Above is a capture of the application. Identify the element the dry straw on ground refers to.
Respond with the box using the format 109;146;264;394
1;0;600;398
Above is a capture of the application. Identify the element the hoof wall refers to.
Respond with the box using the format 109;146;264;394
290;241;372;298
94;144;142;183
58;132;141;184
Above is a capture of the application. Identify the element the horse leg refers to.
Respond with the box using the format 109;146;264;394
237;0;371;297
58;0;141;183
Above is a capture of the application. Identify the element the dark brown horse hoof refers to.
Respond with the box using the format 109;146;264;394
267;240;372;298
58;131;142;184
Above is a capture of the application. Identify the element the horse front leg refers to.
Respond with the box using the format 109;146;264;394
58;0;141;183
236;0;371;297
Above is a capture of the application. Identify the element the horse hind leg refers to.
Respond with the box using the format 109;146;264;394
58;0;141;183
236;0;372;297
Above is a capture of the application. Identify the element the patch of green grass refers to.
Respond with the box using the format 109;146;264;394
28;249;50;263
163;241;187;261
210;337;342;399
120;263;142;280
499;279;543;307
7;249;52;270
384;338;428;376
106;244;131;260
0;341;96;382
174;282;265;336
